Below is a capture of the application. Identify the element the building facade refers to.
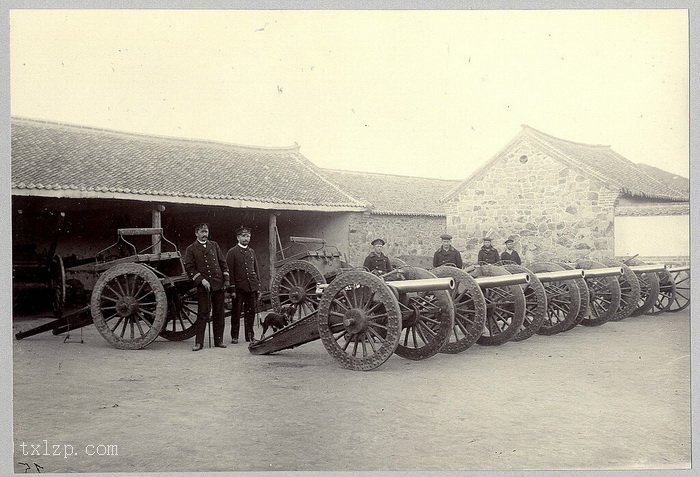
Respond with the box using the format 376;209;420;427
441;126;689;265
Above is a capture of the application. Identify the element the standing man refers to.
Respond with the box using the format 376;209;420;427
477;237;500;265
433;233;463;268
363;238;391;275
183;223;230;351
500;237;522;265
226;226;261;344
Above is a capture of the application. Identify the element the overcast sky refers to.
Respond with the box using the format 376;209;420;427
10;8;689;180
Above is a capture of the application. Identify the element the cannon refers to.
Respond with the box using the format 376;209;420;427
572;262;623;327
269;236;350;322
666;266;690;312
495;262;548;342
16;228;201;349
555;261;623;328
466;265;528;346
432;265;529;351
527;263;583;335
620;259;663;316
601;259;641;321
251;269;456;370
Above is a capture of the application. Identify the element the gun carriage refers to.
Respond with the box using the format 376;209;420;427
17;228;201;348
666;266;690;313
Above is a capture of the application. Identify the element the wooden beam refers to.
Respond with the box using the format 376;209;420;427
269;212;279;289
152;204;165;253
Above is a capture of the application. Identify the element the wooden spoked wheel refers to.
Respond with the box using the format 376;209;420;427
317;270;402;371
529;262;581;336
271;260;326;322
389;267;454;360
161;287;199;341
573;260;621;327
501;264;547;341
667;269;690;312
625;259;660;316
432;265;487;353
556;262;590;331
603;259;641;321
390;257;409;268
648;270;676;315
50;255;66;318
90;263;168;349
470;265;526;346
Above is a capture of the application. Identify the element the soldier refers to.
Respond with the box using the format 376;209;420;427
433;233;463;268
477;237;500;265
183;223;230;351
226;226;261;344
363;238;391;275
500;237;522;265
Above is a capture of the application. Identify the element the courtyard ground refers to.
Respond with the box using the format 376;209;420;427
11;308;691;474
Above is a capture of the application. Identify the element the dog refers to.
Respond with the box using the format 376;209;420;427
260;304;295;339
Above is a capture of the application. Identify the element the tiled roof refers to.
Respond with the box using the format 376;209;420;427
320;169;459;216
615;202;689;216
443;125;689;202
11;117;366;211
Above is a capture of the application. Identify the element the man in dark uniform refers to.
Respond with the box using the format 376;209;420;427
183;223;230;351
500;237;522;265
226;226;261;344
363;238;391;275
433;233;463;268
477;237;500;265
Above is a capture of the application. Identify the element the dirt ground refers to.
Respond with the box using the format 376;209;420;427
12;308;691;474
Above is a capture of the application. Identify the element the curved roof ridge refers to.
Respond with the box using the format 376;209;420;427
11;116;301;153
521;124;612;149
290;153;369;208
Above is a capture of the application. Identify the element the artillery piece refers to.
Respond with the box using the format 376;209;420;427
569;262;623;327
269;236;349;322
666;266;690;312
16;228;201;349
432;265;530;351
251;268;456;370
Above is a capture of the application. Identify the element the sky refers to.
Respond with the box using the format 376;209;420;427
9;8;690;180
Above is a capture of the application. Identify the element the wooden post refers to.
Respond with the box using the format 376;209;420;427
269;212;279;289
152;204;165;254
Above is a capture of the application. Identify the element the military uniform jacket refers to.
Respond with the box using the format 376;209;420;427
226;244;260;292
477;246;500;265
183;240;230;291
363;251;391;274
433;246;463;268
500;250;522;265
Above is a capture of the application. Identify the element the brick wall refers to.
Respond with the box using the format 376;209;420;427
445;138;620;265
346;212;446;267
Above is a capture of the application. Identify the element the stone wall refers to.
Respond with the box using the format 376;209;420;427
444;138;620;265
346;212;446;267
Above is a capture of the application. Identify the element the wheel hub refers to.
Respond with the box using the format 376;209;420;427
343;308;369;335
116;296;139;317
401;303;420;327
288;286;306;304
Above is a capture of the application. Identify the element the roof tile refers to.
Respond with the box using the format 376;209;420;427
11;118;366;210
321;169;459;216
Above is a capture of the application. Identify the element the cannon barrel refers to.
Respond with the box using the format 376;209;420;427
628;264;667;274
667;266;690;273
581;267;624;279
316;277;455;295
535;269;584;283
475;272;530;288
385;277;455;293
